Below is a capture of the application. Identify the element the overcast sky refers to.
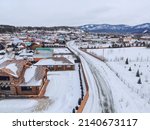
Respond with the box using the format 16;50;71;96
0;0;150;26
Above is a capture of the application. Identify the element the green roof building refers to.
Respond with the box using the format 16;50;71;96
25;42;32;46
35;48;53;52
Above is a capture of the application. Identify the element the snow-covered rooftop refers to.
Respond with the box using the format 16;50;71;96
5;63;18;76
53;48;71;54
20;66;46;87
0;59;28;78
34;57;74;66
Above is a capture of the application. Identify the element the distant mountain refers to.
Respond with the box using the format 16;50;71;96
80;23;150;34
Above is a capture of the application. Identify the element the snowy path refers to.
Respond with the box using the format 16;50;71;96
67;41;150;113
81;55;115;112
68;41;115;113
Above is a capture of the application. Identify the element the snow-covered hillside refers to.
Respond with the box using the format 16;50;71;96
80;23;150;34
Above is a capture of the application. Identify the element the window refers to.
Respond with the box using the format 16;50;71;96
0;76;10;81
0;86;10;91
21;86;32;91
49;65;53;68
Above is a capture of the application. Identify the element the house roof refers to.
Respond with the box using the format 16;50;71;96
19;52;34;57
53;48;71;54
35;48;53;52
20;66;47;86
34;48;53;58
0;59;29;77
34;57;74;66
25;42;32;46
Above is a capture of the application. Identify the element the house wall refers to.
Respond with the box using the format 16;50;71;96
0;85;17;95
48;65;75;71
65;65;75;70
17;86;39;95
34;58;43;62
17;78;47;96
0;72;17;95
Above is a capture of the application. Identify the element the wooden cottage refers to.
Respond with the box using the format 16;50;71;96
18;66;48;96
0;60;48;98
0;60;31;96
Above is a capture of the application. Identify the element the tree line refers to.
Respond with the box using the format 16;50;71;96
0;25;77;33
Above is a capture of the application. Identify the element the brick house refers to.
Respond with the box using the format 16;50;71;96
34;57;75;71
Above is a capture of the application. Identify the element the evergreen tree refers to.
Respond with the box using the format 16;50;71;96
125;58;129;64
128;67;132;71
78;98;82;105
137;78;142;84
72;108;75;113
136;70;140;77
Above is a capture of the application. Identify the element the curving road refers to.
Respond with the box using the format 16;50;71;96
67;41;115;113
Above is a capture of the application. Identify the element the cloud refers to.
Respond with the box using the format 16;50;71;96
0;0;150;26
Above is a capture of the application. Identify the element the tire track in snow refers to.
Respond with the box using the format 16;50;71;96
32;98;53;112
89;64;115;112
83;56;115;113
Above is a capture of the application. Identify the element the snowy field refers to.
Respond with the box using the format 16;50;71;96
87;47;150;62
0;65;81;113
86;47;150;111
43;67;81;113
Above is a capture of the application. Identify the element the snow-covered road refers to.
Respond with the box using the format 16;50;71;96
67;41;115;113
67;41;150;113
85;62;115;113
